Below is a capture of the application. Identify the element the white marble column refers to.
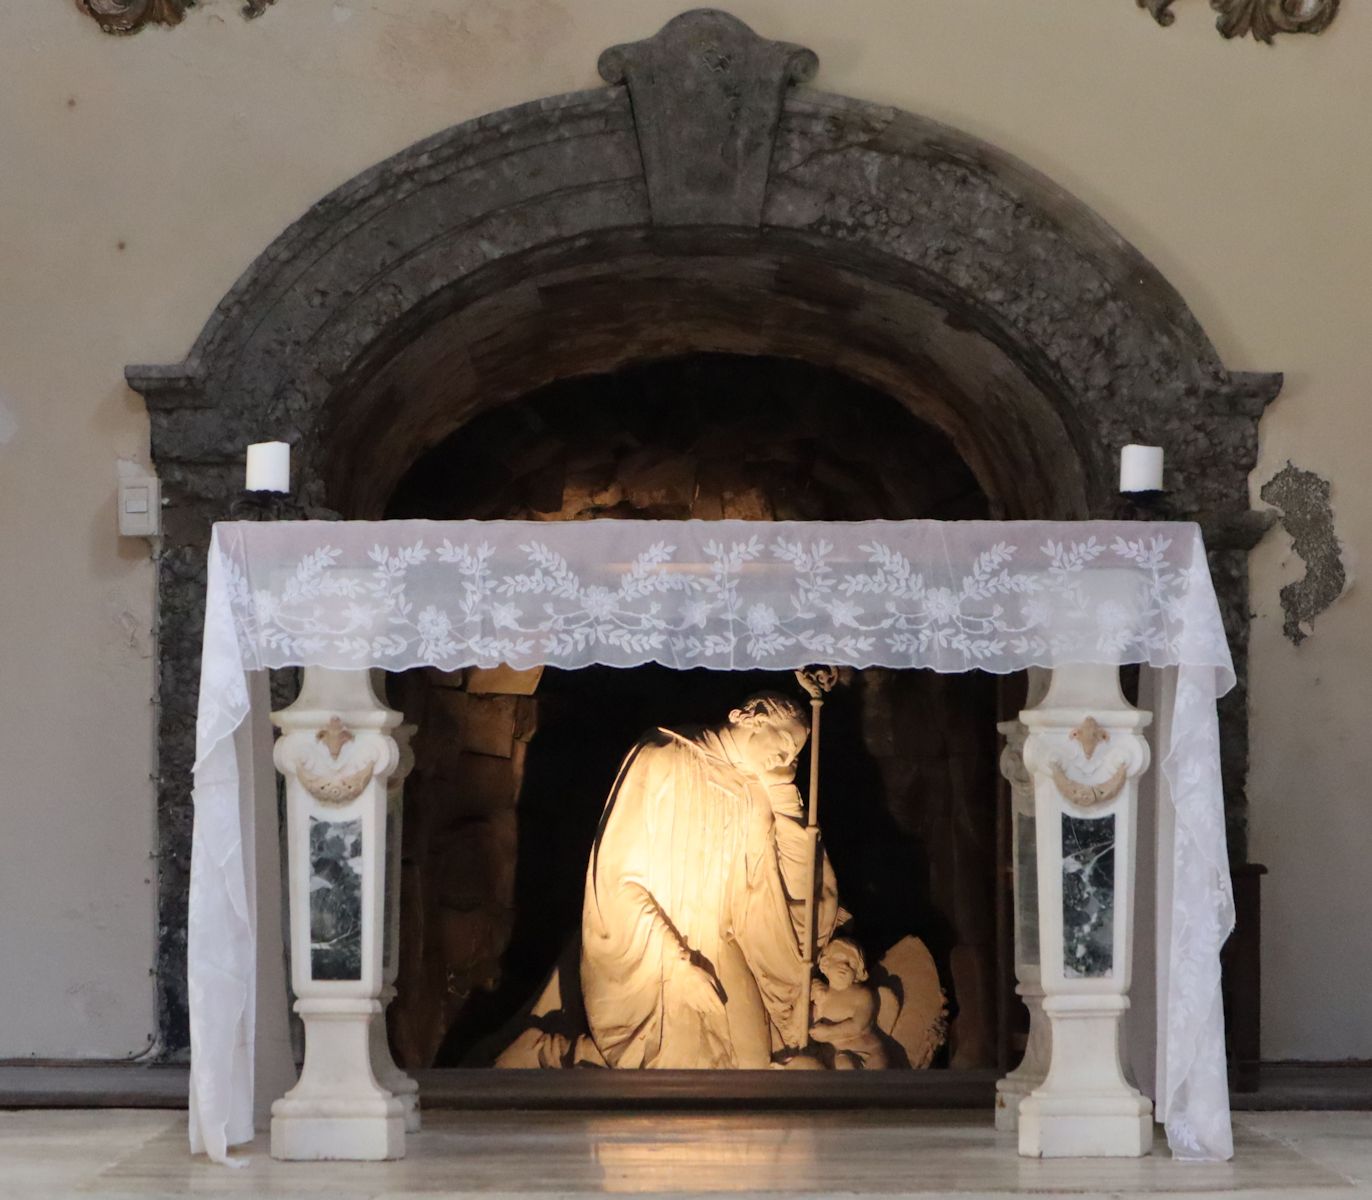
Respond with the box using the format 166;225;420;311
369;713;421;1133
1017;663;1154;1159
993;671;1053;1131
270;668;406;1161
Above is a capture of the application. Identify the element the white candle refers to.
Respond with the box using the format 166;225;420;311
245;441;291;493
1119;444;1164;493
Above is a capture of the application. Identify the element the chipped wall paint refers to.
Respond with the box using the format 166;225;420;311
1260;464;1349;645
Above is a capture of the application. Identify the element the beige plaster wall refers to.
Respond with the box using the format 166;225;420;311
0;0;1365;1060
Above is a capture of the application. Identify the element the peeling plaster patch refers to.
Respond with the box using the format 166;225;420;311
110;603;151;658
1260;462;1347;645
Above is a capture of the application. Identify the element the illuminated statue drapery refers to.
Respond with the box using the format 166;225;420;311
582;720;835;1068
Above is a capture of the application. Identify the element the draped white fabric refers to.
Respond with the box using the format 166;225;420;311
190;518;1236;1162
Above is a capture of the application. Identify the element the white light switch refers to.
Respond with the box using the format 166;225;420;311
119;475;161;538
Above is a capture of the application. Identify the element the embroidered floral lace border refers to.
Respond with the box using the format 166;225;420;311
190;519;1236;1163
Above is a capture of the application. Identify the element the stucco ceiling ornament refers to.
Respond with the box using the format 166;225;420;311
76;0;275;36
1140;0;1339;42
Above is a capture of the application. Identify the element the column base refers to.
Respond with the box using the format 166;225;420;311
995;981;1051;1133
371;993;421;1134
1018;1094;1153;1158
396;1088;421;1134
271;997;407;1160
270;1107;405;1161
994;1074;1043;1133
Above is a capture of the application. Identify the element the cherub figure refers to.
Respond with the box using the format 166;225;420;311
809;938;888;1070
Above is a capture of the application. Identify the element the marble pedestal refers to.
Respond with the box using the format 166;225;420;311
1018;995;1152;1157
371;718;421;1134
372;986;420;1134
271;998;405;1161
995;980;1050;1132
994;702;1051;1134
1014;662;1154;1158
270;668;408;1161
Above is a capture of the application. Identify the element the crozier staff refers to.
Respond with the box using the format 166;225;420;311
792;665;840;1050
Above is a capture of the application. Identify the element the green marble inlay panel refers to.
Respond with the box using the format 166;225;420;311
1062;812;1114;978
1015;811;1040;967
309;816;363;982
383;803;398;974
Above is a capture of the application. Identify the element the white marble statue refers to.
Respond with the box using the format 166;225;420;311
491;690;955;1073
809;937;888;1070
581;692;840;1068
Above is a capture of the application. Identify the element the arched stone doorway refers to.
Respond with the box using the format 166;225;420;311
128;9;1279;1056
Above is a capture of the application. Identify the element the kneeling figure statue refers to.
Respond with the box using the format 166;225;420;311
495;688;946;1071
581;691;837;1068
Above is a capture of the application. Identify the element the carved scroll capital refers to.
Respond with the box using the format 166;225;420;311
1023;718;1149;813
389;723;418;796
274;724;399;810
1140;0;1339;43
997;719;1034;813
1050;761;1128;809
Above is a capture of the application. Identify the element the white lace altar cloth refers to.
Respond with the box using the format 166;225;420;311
191;519;1236;1163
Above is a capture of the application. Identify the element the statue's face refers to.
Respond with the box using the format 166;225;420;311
824;958;856;990
729;713;807;779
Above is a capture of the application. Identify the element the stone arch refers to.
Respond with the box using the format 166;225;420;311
127;9;1278;1053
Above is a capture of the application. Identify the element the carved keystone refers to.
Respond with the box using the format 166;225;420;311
598;9;818;227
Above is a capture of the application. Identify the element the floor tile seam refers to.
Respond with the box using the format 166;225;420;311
88;1113;188;1188
1236;1123;1361;1187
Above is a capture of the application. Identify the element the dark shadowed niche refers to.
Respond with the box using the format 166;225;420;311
376;353;1002;1069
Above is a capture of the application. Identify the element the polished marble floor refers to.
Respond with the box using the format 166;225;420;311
0;1108;1367;1199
